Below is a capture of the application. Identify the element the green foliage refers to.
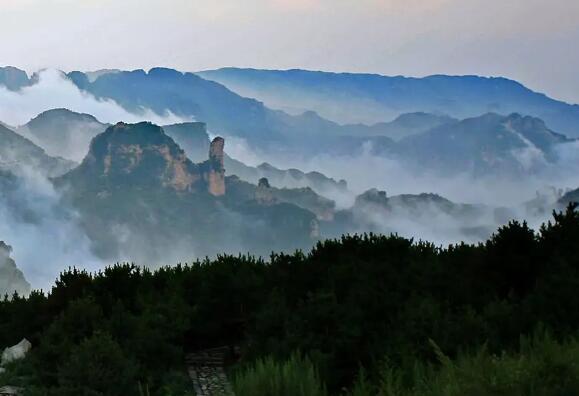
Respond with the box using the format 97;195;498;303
1;204;579;395
57;332;138;396
364;331;579;396
233;353;327;396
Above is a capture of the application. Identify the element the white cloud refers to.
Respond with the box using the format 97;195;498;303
0;166;103;290
0;69;188;126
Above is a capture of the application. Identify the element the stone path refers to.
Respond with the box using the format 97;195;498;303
186;347;235;396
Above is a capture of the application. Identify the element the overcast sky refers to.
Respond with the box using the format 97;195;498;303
1;0;578;103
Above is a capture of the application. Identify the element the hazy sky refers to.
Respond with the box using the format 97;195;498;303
1;0;578;103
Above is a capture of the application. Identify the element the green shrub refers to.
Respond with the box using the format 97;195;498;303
233;353;327;396
56;332;138;396
367;331;579;396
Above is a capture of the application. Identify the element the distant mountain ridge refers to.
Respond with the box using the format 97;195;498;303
17;108;109;162
2;66;577;182
198;68;579;138
0;123;74;177
0;66;31;91
5;108;350;195
6;106;573;184
341;112;457;141
395;113;571;177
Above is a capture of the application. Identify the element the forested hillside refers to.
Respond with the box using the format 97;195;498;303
1;204;579;395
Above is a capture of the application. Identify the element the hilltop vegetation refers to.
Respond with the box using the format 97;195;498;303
1;203;579;395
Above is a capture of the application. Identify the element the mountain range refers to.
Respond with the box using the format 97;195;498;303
2;111;529;263
14;109;348;196
394;113;571;177
198;68;579;138
53;122;326;262
17;108;108;162
1;65;578;268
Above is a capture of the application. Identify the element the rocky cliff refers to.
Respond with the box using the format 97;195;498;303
61;122;226;195
55;122;320;262
206;137;226;196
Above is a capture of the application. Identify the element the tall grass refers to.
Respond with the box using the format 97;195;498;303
233;353;327;396
349;330;579;396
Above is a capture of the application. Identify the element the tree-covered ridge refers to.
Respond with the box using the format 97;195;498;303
1;203;579;394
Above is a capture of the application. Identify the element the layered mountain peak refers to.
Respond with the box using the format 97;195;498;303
0;123;73;176
28;108;102;126
71;122;202;192
63;122;227;196
501;112;570;146
395;112;571;176
18;108;108;162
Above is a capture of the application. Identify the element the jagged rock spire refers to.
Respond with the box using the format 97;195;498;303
207;137;225;196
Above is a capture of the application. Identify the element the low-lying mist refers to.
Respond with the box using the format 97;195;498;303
2;73;578;288
226;136;579;246
0;70;194;290
0;166;103;291
232;139;579;207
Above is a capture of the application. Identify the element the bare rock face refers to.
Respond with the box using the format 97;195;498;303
207;137;226;196
1;339;32;366
57;122;231;200
0;242;30;298
64;122;205;193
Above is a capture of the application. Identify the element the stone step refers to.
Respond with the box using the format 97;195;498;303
186;347;236;396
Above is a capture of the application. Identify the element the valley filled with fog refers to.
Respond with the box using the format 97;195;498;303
1;66;579;292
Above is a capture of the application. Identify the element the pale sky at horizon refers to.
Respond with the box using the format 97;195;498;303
1;0;578;103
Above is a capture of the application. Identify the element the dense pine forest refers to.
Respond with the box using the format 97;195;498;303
2;203;579;395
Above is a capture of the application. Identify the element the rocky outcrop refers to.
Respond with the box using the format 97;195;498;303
60;122;231;197
61;122;209;193
55;122;321;262
207;137;226;196
255;177;275;205
1;339;31;366
0;242;30;298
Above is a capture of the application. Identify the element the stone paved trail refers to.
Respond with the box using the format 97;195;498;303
186;347;235;396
